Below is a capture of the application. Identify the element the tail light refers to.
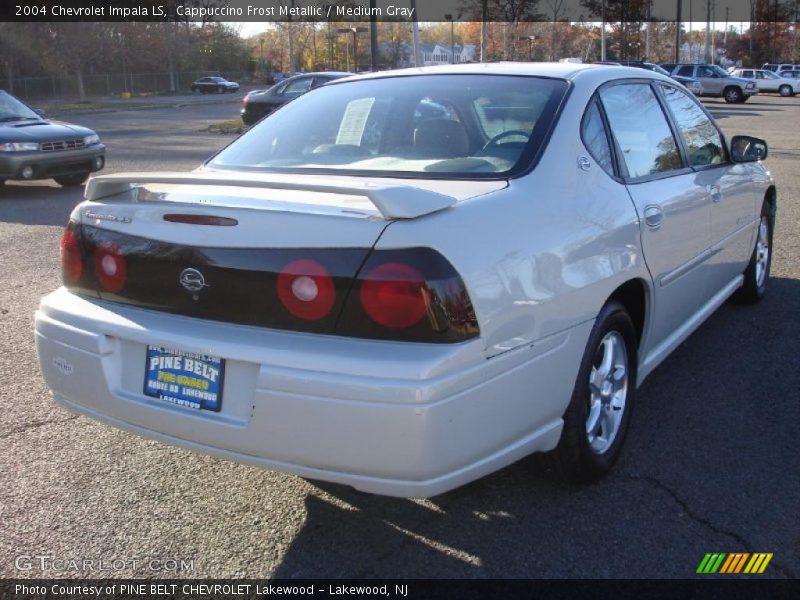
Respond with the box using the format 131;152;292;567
93;242;127;293
62;223;478;344
337;248;479;343
59;227;83;284
359;262;428;329
277;259;336;321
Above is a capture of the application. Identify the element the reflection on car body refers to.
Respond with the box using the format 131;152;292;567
36;64;776;497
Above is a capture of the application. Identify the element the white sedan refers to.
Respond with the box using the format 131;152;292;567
731;68;800;96
36;64;776;497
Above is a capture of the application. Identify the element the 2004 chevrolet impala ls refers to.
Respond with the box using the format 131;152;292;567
35;64;776;497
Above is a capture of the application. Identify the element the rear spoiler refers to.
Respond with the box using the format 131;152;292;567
84;171;458;220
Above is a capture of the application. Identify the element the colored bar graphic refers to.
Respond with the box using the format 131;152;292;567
697;553;714;574
733;553;750;573
719;554;736;574
710;553;726;573
702;552;773;574
758;554;773;573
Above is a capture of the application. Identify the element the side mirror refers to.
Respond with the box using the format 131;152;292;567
730;135;768;162
34;108;46;117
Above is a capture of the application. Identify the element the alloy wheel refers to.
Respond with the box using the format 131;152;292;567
755;215;770;289
586;331;629;454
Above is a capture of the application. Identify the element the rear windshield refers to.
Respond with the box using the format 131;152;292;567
209;74;568;178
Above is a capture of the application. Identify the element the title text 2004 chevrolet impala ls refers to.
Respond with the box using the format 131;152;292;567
35;64;775;497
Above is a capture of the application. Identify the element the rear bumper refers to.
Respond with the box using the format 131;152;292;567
35;288;589;497
241;105;272;125
0;145;105;180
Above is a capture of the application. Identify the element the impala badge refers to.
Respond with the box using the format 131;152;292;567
179;268;209;299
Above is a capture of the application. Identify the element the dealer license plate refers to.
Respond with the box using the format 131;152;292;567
143;346;225;412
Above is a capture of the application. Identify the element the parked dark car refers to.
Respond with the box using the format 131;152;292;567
241;72;351;126
0;90;105;187
618;61;704;95
190;77;240;94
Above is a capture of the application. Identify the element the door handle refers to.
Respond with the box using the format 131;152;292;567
643;205;664;230
707;184;722;203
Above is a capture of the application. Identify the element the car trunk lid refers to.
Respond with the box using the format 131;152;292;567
68;171;503;335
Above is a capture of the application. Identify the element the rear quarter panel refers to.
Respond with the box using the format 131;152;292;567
377;76;651;360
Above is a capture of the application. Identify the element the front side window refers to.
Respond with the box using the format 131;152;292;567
697;66;718;78
599;83;682;179
661;85;725;167
209;75;568;178
581;98;614;175
709;66;731;78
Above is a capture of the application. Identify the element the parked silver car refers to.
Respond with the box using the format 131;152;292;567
36;64;776;496
731;68;799;96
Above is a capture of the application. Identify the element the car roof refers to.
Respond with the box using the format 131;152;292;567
286;72;351;79
334;62;670;86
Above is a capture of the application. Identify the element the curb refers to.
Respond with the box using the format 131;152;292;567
48;95;243;117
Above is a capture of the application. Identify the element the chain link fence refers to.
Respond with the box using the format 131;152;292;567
3;71;250;101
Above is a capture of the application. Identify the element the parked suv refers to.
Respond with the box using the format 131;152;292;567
661;64;758;103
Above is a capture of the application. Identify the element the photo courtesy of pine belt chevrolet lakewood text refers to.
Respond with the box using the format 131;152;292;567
35;63;776;497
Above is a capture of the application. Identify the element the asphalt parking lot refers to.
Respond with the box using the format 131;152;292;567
1;94;798;579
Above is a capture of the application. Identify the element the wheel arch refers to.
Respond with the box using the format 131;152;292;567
607;278;650;351
764;185;777;218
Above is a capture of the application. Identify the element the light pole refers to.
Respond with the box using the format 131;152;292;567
327;33;335;70
519;35;536;61
444;14;455;64
601;0;606;61
338;27;368;72
675;0;682;63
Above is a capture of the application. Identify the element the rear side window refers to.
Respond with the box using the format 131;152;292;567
678;66;695;77
581;98;614;175
599;83;682;179
660;85;725;167
283;78;313;94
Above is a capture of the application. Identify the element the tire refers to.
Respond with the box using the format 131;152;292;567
217;86;225;94
539;301;638;482
733;200;774;304
54;173;89;187
724;86;743;103
779;85;793;97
